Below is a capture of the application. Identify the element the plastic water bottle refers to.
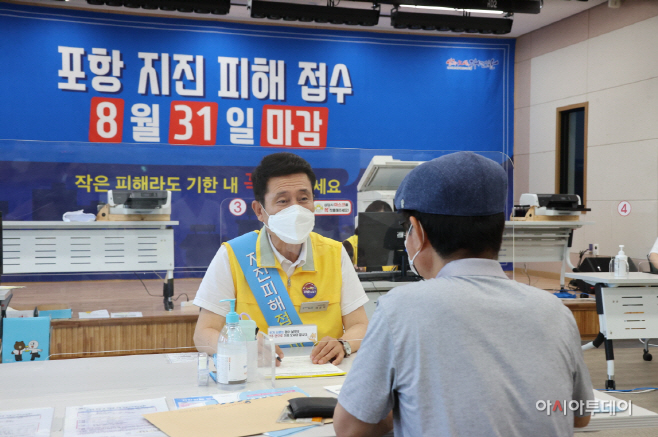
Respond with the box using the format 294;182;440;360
215;299;247;389
612;245;629;278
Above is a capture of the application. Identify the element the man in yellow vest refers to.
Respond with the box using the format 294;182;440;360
193;152;369;365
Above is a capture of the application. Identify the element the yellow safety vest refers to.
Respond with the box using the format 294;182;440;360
344;234;358;265
344;234;397;271
225;230;344;341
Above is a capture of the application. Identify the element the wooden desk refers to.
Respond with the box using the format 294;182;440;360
562;299;599;340
49;313;198;359
1;277;202;361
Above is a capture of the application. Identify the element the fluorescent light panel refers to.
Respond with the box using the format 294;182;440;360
352;0;542;14
84;0;230;14
390;9;513;34
400;5;505;15
249;1;380;26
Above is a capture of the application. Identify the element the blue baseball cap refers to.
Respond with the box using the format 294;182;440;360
394;152;508;216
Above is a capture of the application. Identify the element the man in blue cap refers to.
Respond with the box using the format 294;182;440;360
334;152;593;436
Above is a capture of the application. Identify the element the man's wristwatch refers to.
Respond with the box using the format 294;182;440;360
338;339;351;357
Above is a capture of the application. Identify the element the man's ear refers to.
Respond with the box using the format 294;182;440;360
252;200;264;223
409;216;428;249
408;216;420;238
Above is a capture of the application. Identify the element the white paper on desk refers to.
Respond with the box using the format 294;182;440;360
79;310;110;319
275;356;346;379
5;309;35;318
1;285;25;290
590;390;657;417
1;286;24;301
264;426;319;437
63;210;96;222
0;407;54;437
212;393;242;404
165;353;199;364
111;312;143;318
324;385;342;396
63;398;168;437
173;396;218;410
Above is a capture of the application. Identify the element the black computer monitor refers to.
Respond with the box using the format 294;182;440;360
578;256;637;273
356;212;419;281
578;256;611;273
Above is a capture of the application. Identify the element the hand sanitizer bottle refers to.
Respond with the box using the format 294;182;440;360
613;245;629;278
239;315;259;381
215;299;247;389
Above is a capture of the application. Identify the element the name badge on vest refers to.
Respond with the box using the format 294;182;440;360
268;324;318;344
299;301;329;313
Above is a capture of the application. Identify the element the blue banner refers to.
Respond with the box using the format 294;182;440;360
0;4;514;159
0;3;515;276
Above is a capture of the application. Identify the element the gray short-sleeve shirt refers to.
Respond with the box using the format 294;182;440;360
338;258;593;437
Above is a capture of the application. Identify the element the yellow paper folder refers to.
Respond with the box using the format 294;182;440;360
144;393;311;437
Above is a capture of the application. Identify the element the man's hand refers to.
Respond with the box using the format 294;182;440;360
275;344;284;367
256;331;285;367
310;336;344;365
574;415;591;428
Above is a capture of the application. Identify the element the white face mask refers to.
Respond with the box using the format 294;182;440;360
404;223;424;278
261;204;315;245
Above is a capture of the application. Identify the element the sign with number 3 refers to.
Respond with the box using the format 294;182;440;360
229;198;247;216
618;201;631;217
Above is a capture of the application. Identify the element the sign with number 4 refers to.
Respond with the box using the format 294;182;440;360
618;201;631;217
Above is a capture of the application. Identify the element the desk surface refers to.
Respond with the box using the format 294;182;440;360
503;220;593;229
3;220;178;229
2;343;655;434
566;272;658;286
361;281;406;292
0;349;350;437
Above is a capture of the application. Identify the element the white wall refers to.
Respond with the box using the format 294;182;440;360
514;1;658;273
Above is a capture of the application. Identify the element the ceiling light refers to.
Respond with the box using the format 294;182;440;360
400;5;505;15
353;0;542;14
390;9;513;34
249;1;380;26
84;0;230;14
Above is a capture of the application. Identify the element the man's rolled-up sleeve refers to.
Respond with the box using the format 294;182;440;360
338;302;396;423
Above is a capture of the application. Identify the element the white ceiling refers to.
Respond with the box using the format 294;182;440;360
10;0;609;38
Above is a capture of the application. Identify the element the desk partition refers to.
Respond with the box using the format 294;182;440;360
501;221;592;289
0;146;608;436
0;147;594;361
